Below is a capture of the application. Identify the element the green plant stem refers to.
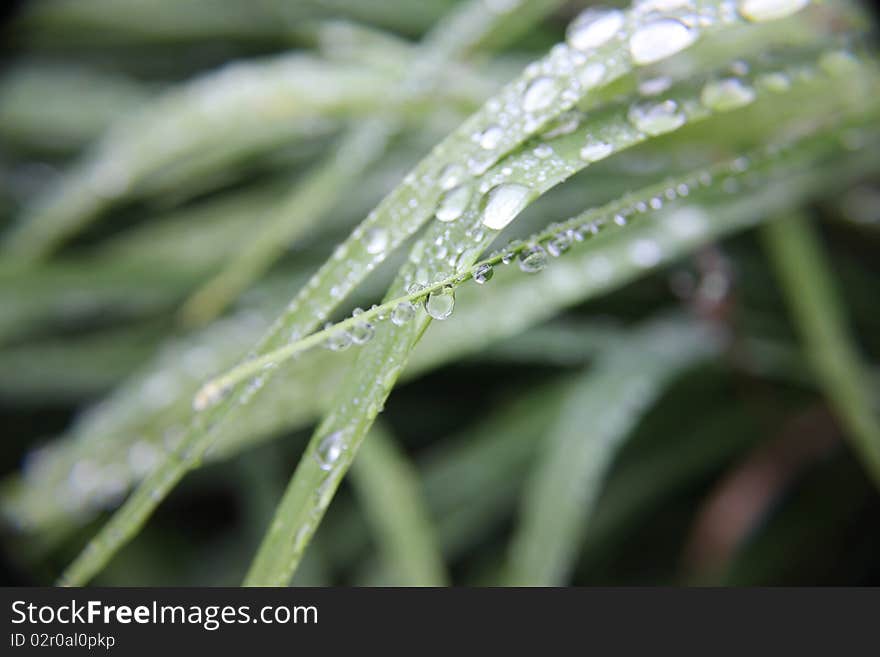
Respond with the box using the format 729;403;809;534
761;212;880;488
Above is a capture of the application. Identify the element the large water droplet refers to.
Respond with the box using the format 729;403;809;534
738;0;809;23
628;99;685;135
522;76;561;112
566;8;625;52
435;185;471;223
481;184;531;231
364;226;389;255
424;287;455;320
325;324;352;351
629;18;697;65
519;244;548;273
315;431;344;471
579;138;613;162
391;302;415;326
472;263;494;284
700;78;756;111
349;309;375;345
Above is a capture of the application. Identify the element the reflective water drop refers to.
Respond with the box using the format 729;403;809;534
756;71;791;92
438;163;466;190
533;143;554;159
579;62;607;88
364;226;389;255
567;8;625;52
628;99;685;135
349;309;374;345
325;323;352;351
542;112;580;138
435;185;471;222
700;78;756;111
501;240;522;264
519;244;548;273
629;19;697;65
546;233;572;257
473;263;494;284
193;381;227;412
315;431;344;471
738;0;809;23
523;76;561;112
579;138;613;162
424;287;455;320
630;239;662;267
639;76;672;96
477;125;503;149
391;302;415;326
481;184;531;231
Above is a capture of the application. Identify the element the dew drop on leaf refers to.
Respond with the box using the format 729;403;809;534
481;184;531;230
566;8;625;52
435;185;472;223
628;99;686;135
738;0;809;23
472;263;494;284
700;78;756;111
522;76;561;112
314;431;344;471
629;18;697;65
519;244;548;273
424;287;455;320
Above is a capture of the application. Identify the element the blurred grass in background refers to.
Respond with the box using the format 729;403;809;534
0;0;879;586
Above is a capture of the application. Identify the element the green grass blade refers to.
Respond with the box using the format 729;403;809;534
504;315;721;585
761;212;880;488
349;423;448;586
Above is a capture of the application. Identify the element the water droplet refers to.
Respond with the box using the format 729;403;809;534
579;138;614;162
638;76;672;96
566;8;625;52
473;263;494;284
424;287;455;320
435;185;471;222
349;310;374;345
738;0;809;23
542;112;580;138
364;227;389;255
501;240;522;264
193;381;227;412
628;99;686;135
315;431;344;471
325;324;352;351
546;233;572;257
438;163;466;190
533;143;554;159
522;76;561;112
519;244;548;273
579;62;607;88
477;125;503;149
481;184;531;231
391;302;415;326
629;19;697;65
630;239;662;267
756;71;791;92
700;78;756;111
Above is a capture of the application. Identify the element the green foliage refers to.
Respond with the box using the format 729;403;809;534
1;0;879;587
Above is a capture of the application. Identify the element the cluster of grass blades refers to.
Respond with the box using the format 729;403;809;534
1;0;879;586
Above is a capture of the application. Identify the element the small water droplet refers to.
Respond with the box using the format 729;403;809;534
324;323;352;351
476;125;503;150
519;244;548;273
533;143;554;159
546;233;572;257
700;77;756;111
424;287;455;320
363;226;389;255
579;138;614;162
567;8;625;52
756;71;791;92
315;431;344;471
628;99;686;135
522;76;561;112
435;185;471;222
473;263;494;284
438;163;466;190
391;302;416;326
481;184;531;231
629;18;697;65
579;62;607;88
738;0;809;23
